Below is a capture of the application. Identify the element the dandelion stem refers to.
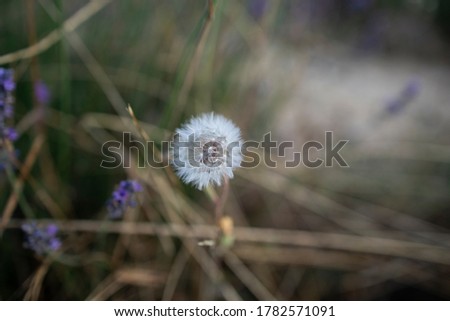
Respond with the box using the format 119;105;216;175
214;175;229;224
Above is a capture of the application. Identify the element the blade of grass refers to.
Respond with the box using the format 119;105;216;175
159;0;217;129
56;0;72;184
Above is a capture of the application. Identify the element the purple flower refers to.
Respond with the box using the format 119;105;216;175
4;127;18;141
0;68;17;142
1;69;15;92
3;104;13;117
34;80;51;105
22;222;62;255
106;180;143;219
46;224;59;236
386;79;421;114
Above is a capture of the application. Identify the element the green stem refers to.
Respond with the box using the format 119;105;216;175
57;0;71;182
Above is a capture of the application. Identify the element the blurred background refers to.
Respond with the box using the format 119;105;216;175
1;0;450;300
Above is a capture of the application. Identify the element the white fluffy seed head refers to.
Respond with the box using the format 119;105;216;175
171;112;242;190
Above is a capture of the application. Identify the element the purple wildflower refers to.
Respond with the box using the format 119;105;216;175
106;180;143;219
4;127;18;141
34;80;51;105
0;68;17;142
21;222;62;255
386;79;421;114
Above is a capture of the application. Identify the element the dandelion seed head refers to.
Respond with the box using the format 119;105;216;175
172;112;242;190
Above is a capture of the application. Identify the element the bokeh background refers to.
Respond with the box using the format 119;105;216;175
1;0;450;300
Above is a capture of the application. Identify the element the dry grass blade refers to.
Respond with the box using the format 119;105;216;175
126;104;151;141
344;260;434;290
233;227;450;266
65;31;127;117
24;260;50;301
239;169;378;233
126;105;178;183
7;219;450;265
1;134;45;230
79;112;170;141
233;245;378;271
0;0;112;64
240;169;449;240
182;239;242;300
162;248;190;300
275;267;305;300
164;0;216;128
223;251;276;300
115;267;166;287
86;274;122;301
